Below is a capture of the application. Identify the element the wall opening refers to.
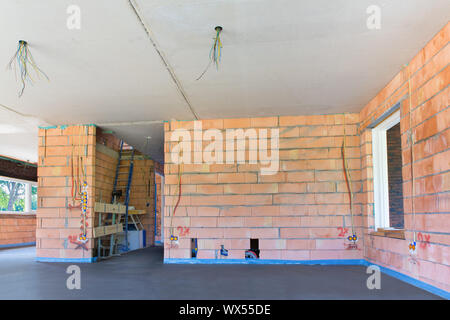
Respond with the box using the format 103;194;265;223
372;109;404;230
191;238;198;258
386;123;405;228
245;238;260;259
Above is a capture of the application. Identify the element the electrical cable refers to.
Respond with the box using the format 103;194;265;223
169;163;183;253
406;65;417;246
342;114;357;242
196;26;223;81
7;40;49;97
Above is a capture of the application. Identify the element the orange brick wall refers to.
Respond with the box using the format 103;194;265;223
359;22;449;291
164;114;363;260
37;125;96;260
0;214;36;247
155;173;162;243
118;157;156;246
95;130;121;203
37;126;159;260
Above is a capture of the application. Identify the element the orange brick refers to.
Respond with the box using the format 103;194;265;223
251;206;280;216
223;118;252;128
218;217;244;227
196;184;223;194
279;116;307;126
223;184;252;194
250;117;278;127
220;207;252;216
190;217;217;228
218;173;257;183
244;217;272;227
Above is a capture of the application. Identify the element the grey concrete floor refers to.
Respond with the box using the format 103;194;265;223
0;246;441;300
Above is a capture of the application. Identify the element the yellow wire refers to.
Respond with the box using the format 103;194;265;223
343;114;355;236
406;65;416;243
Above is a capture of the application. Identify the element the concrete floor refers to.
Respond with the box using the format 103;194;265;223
0;246;441;300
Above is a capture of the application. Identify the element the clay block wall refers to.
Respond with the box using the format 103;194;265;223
95;129;157;247
0;214;36;247
37;126;159;260
359;22;449;292
164;114;362;260
155;173;162;243
387;123;405;228
36;125;96;261
95;130;121;203
95;148;156;248
117;157;156;246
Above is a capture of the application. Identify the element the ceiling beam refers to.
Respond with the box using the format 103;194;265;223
0;156;37;182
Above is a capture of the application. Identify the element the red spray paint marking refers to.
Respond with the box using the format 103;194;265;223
68;235;88;251
177;226;190;237
337;227;349;237
417;232;431;249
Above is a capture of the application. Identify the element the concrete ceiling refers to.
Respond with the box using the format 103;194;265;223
0;0;449;163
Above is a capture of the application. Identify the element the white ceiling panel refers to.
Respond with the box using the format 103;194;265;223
0;0;449;163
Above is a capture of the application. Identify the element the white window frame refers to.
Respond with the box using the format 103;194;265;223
0;175;37;215
372;110;401;229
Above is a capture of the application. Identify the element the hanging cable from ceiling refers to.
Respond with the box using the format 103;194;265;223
7;40;49;97
196;26;223;81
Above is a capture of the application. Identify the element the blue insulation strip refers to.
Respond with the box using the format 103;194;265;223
38;124;96;130
369;262;449;300
164;258;367;266
35;257;97;263
0;242;35;249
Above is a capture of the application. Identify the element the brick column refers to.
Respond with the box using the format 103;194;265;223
36;125;96;262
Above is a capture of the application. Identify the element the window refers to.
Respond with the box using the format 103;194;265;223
372;110;404;230
0;176;37;213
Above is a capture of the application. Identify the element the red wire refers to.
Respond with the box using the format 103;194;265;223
172;172;182;216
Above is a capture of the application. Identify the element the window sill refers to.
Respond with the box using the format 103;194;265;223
0;212;36;217
370;228;405;239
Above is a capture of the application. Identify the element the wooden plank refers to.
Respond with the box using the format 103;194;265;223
128;209;145;215
93;223;123;238
118;204;126;214
94;202;106;212
385;230;405;239
93;226;106;238
95;202;127;214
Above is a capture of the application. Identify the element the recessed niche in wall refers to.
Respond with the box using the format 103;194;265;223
191;238;198;258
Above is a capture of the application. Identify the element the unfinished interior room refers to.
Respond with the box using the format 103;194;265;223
0;0;449;303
